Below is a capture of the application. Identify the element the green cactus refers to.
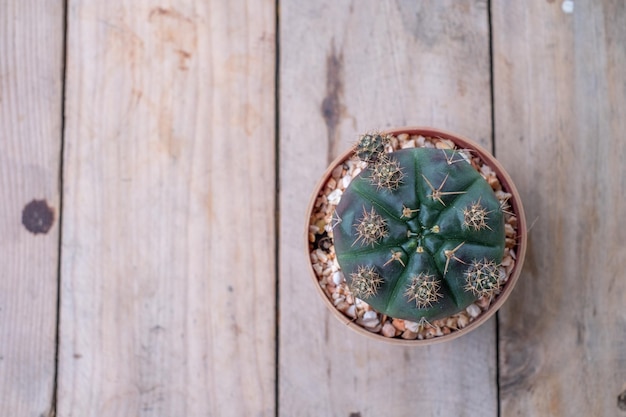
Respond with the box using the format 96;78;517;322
332;134;506;322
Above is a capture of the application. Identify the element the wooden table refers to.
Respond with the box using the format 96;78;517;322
1;1;624;416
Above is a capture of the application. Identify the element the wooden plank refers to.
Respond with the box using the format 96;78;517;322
279;1;496;416
0;1;64;415
493;1;626;415
58;1;276;416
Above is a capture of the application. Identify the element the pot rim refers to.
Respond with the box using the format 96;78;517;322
305;126;527;346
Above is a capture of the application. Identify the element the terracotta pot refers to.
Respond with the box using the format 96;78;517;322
305;127;527;345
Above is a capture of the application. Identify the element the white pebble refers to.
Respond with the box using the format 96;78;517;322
345;305;357;318
332;271;343;285
363;311;377;320
498;267;507;281
333;296;346;306
401;139;416;149
480;164;493;176
327;189;343;205
361;318;380;329
404;320;420;333
341;175;352;189
355;298;370;310
382;323;396;338
466;304;481;318
315;250;328;264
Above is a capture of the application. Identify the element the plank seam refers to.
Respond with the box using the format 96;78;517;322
50;0;69;416
274;1;281;416
487;1;502;417
489;0;497;160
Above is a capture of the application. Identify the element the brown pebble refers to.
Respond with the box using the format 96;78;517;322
331;165;343;179
391;318;406;331
446;318;457;329
435;139;454;149
336;301;350;312
433;319;445;328
487;175;501;190
389;136;399;150
476;296;491;310
401;330;418;340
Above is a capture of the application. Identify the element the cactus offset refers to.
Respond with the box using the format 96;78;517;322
354;132;391;162
332;133;506;321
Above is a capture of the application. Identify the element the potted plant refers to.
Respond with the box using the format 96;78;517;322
306;127;527;345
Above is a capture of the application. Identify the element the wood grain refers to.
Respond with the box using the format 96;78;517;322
59;1;276;416
493;1;626;415
0;1;64;415
279;1;496;416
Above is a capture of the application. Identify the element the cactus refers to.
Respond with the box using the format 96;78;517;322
332;133;506;322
